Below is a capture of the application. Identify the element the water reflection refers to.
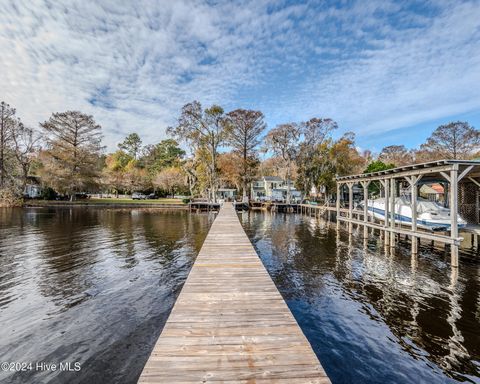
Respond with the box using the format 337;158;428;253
0;207;213;384
240;211;480;384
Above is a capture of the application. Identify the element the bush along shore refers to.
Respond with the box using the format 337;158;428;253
0;189;23;207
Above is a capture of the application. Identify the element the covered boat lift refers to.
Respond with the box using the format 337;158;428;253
336;160;480;267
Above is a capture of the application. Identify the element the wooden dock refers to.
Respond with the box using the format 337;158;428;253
138;202;330;383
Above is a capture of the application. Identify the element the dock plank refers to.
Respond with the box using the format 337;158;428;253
138;202;330;383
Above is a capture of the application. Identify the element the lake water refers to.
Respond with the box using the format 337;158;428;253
1;208;479;384
0;208;214;383
239;210;480;384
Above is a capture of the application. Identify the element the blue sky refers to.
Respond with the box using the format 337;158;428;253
1;0;479;153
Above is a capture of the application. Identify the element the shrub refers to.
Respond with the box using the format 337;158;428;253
41;187;57;200
0;188;23;207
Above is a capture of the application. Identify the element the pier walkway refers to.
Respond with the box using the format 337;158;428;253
138;202;330;383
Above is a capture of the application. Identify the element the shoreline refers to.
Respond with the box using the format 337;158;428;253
23;203;188;209
20;198;188;209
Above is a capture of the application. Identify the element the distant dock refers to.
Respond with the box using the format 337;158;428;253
138;202;330;383
189;201;221;212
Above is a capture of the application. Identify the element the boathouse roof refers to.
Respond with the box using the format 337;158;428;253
337;159;480;182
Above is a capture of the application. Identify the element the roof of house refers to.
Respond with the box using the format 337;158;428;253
430;183;444;193
420;184;440;194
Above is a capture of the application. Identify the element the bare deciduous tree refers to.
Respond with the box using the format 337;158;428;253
0;102;17;187
168;101;228;202
225;109;266;200
264;123;301;203
420;121;480;160
11;123;41;190
379;145;413;166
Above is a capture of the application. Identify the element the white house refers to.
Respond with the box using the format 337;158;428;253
216;188;237;201
24;176;43;198
251;176;301;202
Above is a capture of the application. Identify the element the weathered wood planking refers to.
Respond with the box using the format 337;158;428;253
138;202;330;383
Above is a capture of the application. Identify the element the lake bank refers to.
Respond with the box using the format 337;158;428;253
22;198;188;209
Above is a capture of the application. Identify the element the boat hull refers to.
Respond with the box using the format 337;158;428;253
363;198;467;231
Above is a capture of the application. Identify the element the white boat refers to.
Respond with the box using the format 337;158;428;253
361;197;467;231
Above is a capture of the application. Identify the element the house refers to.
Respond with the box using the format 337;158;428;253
216;188;237;201
420;183;444;202
24;176;43;198
251;176;301;202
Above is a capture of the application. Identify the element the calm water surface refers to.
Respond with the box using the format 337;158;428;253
1;208;479;384
240;211;480;384
0;207;214;384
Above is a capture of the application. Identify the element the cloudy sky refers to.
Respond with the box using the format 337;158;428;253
1;0;480;152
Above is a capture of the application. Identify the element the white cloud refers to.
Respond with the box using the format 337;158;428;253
0;0;479;151
267;1;480;138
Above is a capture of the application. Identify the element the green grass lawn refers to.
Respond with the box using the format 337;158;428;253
26;198;185;205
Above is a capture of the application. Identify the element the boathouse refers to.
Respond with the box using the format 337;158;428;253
335;160;480;267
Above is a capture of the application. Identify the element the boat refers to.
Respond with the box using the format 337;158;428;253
360;197;467;231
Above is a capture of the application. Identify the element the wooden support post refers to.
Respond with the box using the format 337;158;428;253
390;178;396;248
450;165;459;267
336;182;341;230
361;181;370;239
411;252;417;273
383;179;390;245
410;176;418;254
348;183;353;234
348;183;353;219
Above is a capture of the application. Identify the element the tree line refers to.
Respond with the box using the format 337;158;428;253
0;99;479;205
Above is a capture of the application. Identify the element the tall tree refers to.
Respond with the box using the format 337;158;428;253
118;133;142;159
40;111;103;200
296;140;333;199
218;151;243;191
102;150;133;196
140;139;185;174
154;167;186;198
180;157;199;198
123;159;149;193
302;118;337;148
168;101;228;202
0;102;17;187
420;121;480;160
364;160;395;196
225;109;266;200
10;123;41;190
258;157;281;177
298;132;366;201
330;132;366;177
296;118;337;196
379;145;412;166
264;123;301;203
